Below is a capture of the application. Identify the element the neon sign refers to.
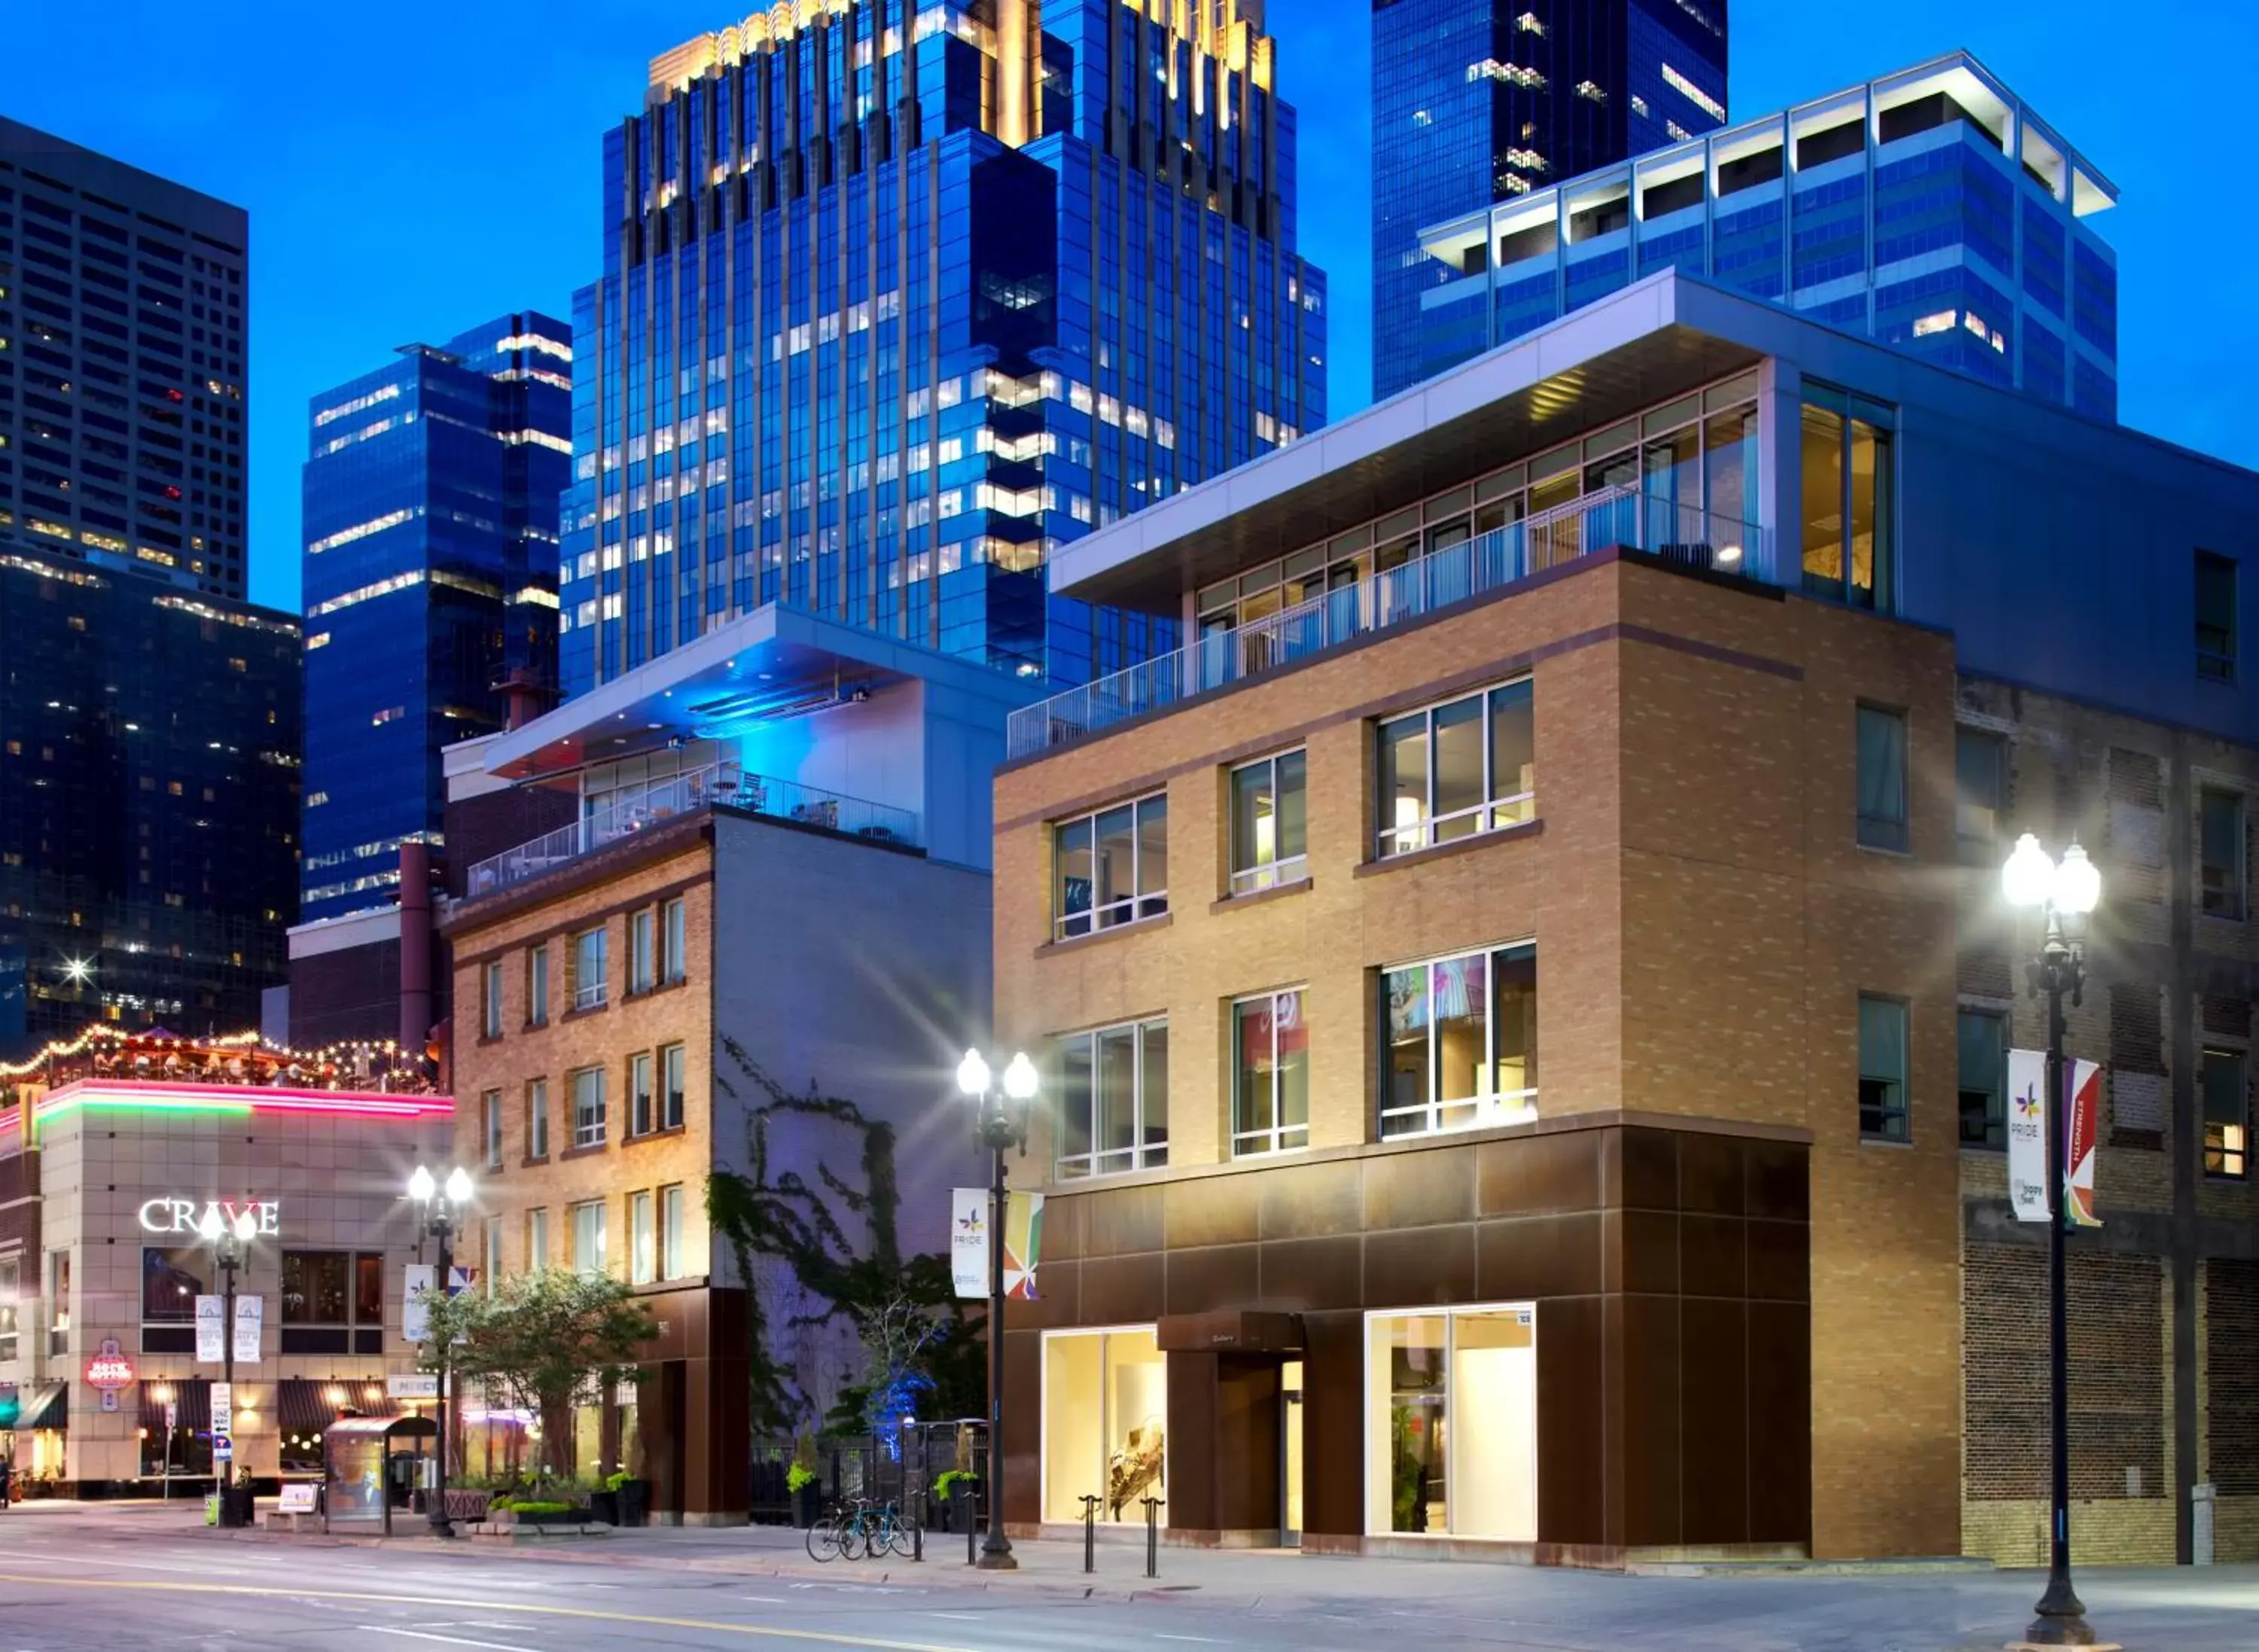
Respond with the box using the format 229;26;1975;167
137;1198;281;1236
84;1340;135;1391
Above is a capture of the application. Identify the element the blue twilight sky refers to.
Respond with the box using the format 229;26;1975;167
9;0;2253;613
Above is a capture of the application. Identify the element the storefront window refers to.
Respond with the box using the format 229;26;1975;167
142;1247;209;1323
1041;1327;1167;1525
1364;1305;1537;1541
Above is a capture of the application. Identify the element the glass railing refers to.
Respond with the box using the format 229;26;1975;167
465;762;922;899
1008;489;1770;757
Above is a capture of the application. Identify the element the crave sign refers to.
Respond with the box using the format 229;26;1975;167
139;1197;280;1236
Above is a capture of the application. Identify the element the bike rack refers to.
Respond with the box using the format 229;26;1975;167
1079;1492;1102;1573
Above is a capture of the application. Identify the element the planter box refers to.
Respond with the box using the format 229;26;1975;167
588;1490;620;1527
793;1485;822;1528
616;1478;651;1528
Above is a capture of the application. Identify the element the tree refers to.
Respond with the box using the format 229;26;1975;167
417;1269;658;1491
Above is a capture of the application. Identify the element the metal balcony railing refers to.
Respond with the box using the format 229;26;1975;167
1008;489;1770;758
465;762;921;900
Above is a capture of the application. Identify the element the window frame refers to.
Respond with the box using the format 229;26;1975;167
630;1050;655;1138
482;1087;504;1170
2200;786;2247;921
0;1254;18;1361
1373;678;1535;859
141;1245;210;1325
480;959;504;1038
2197;549;2237;683
526;943;550;1028
1855;703;1910;852
1053;1017;1169;1179
663;897;687;983
660;1184;687;1280
1954;727;2005;864
571;926;608;1010
1956;1007;2007;1150
569;1199;607;1276
661;1042;686;1131
1053;791;1169;940
1858;994;1911;1142
629;907;655;994
1378;941;1539;1140
570;1065;606;1149
630;1190;657;1286
278;1249;383;1327
1231;987;1310;1158
2203;1044;2248;1180
526;1077;550;1160
526;1207;550;1271
1228;748;1309;896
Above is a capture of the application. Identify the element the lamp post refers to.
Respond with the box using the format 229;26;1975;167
2001;832;2102;1647
196;1206;255;1527
407;1163;475;1538
956;1047;1037;1571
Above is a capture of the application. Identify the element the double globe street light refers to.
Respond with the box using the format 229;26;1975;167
407;1163;475;1536
2000;832;2102;1648
956;1047;1038;1571
196;1204;258;1526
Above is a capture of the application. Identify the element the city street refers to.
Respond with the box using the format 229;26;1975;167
1;1504;2255;1651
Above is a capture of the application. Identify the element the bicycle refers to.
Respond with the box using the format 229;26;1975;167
806;1495;911;1562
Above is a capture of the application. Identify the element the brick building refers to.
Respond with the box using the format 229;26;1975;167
442;605;1033;1522
988;273;2259;1563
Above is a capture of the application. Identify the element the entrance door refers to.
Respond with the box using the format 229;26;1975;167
1281;1359;1304;1546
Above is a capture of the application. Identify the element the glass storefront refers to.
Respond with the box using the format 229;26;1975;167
1364;1305;1538;1541
1041;1327;1167;1525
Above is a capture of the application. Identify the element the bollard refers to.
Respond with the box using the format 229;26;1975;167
1140;1495;1165;1580
912;1483;924;1563
965;1483;977;1568
1079;1493;1102;1573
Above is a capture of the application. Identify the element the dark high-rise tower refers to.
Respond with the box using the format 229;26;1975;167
1370;0;1728;398
560;1;1328;699
298;315;572;921
0;116;250;597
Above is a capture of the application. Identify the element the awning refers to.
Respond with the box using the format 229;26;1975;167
325;1415;434;1445
276;1379;396;1438
17;1382;66;1430
138;1379;209;1433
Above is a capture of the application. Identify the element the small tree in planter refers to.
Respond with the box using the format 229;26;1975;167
419;1269;658;1508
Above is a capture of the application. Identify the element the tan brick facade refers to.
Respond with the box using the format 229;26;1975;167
449;824;718;1288
995;553;1966;1559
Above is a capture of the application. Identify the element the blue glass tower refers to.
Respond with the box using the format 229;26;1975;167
1371;0;1729;401
1414;53;2119;418
299;315;572;920
559;0;1327;699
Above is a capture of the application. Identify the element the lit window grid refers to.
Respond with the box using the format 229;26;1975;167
1379;942;1538;1139
1376;680;1536;858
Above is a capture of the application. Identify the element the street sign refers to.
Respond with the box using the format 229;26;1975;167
212;1380;233;1440
212;1432;233;1462
386;1373;439;1401
99;1388;119;1413
165;1400;178;1428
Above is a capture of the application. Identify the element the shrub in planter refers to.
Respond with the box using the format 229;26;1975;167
606;1471;651;1528
934;1472;980;1535
503;1498;584;1528
788;1461;822;1528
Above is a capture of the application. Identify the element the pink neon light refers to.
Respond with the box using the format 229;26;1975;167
35;1081;454;1122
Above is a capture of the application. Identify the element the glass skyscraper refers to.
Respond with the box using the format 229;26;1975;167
1371;0;1728;400
299;315;572;921
559;0;1326;698
1413;53;2118;417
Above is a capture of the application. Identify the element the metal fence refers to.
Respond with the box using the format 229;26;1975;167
1008;489;1771;758
751;1423;986;1529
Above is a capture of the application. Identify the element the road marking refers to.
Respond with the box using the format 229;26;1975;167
924;1614;981;1622
361;1631;535;1652
1154;1637;1224;1644
742;1596;790;1604
0;1574;978;1652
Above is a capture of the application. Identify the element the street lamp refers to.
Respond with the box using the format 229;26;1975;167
956;1047;1037;1571
2001;832;2102;1647
407;1163;475;1537
196;1205;256;1527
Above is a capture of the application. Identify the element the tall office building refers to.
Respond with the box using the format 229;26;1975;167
0;121;294;1053
298;315;572;922
1414;53;2118;417
0;117;250;599
1371;0;1728;399
559;0;1327;699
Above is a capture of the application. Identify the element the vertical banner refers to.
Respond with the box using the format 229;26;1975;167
402;1262;436;1343
2007;1048;2050;1224
194;1294;227;1364
1004;1190;1044;1302
2064;1059;2103;1228
232;1295;263;1365
950;1189;987;1300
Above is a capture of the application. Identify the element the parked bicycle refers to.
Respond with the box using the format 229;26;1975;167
805;1495;912;1562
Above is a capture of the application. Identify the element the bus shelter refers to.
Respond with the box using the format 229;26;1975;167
322;1416;437;1535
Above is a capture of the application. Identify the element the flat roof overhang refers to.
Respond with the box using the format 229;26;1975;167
1047;273;1766;614
475;602;1040;782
